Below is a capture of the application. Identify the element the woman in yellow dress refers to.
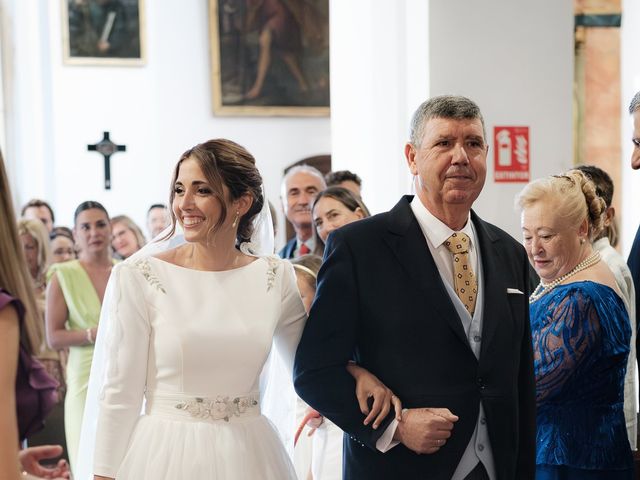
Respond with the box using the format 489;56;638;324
46;201;115;474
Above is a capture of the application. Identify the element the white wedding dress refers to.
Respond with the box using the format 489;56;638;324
92;255;306;479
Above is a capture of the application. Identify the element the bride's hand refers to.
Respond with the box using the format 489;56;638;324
304;407;323;436
347;363;402;429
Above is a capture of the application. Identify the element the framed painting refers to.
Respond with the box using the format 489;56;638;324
61;0;146;66
209;0;330;116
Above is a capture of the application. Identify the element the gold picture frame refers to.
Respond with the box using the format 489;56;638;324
209;0;330;117
61;0;146;66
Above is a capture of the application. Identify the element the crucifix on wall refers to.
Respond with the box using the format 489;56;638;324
87;131;126;190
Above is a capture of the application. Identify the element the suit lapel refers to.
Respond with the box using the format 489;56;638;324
472;212;510;358
285;238;296;259
383;197;470;348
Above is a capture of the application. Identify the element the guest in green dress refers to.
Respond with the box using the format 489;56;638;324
46;201;115;474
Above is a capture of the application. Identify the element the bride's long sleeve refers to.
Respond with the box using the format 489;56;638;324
260;260;307;455
274;262;308;373
93;263;151;478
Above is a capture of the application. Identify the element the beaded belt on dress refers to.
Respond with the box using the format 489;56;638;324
145;391;261;422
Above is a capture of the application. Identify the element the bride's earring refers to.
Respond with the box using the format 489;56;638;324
232;211;240;228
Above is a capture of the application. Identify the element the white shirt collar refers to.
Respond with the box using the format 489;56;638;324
409;196;475;250
593;237;610;250
296;235;316;251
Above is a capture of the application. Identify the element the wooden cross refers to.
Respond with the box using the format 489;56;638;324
87;131;126;190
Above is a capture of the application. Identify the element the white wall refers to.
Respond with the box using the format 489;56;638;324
429;0;574;239
329;0;429;215
2;0;331;248
330;0;574;240
621;0;640;256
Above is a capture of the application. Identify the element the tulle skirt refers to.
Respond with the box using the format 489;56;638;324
311;419;343;480
115;413;297;479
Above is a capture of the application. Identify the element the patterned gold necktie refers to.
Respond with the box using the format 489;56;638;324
444;232;477;315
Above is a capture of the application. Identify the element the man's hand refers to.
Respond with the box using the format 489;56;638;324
19;445;70;479
393;408;458;454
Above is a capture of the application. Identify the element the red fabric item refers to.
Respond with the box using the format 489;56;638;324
299;243;310;255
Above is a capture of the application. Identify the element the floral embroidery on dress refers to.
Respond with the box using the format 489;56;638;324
134;259;166;293
239;242;279;292
175;394;259;422
265;256;279;292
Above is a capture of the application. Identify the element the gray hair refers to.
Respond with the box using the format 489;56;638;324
409;95;486;146
280;164;326;198
629;91;640;115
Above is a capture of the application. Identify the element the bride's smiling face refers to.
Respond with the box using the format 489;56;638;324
172;157;229;243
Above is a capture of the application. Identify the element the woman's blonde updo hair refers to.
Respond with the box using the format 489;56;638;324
515;169;606;240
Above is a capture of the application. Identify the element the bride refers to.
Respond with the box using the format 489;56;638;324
84;139;396;479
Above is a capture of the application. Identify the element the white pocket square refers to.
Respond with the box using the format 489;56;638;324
507;288;524;295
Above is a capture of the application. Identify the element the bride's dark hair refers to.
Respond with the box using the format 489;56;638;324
164;139;264;245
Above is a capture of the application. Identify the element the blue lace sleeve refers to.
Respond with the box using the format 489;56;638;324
533;287;601;403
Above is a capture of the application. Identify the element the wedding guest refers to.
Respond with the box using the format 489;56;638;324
575;164;637;451
312;187;370;256
279;165;325;259
18;220;50;298
325;170;363;198
46;201;115;473
21;199;55;234
49;227;76;265
111;215;145;260
18;220;68;453
146;204;170;239
518;169;633;479
0;150;68;479
626;91;640;380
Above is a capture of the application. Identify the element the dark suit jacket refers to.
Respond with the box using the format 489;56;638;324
278;237;296;259
294;196;536;480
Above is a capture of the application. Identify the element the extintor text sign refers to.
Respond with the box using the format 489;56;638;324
493;126;530;183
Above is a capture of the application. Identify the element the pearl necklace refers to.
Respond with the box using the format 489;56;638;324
529;251;601;303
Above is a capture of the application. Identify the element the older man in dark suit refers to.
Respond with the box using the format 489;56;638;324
294;95;536;480
278;165;326;259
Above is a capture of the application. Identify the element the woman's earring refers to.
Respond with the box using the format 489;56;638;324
580;238;585;245
232;211;240;228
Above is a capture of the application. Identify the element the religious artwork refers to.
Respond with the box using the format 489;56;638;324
61;0;146;65
209;0;330;116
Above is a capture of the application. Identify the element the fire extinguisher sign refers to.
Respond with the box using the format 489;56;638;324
493;126;530;183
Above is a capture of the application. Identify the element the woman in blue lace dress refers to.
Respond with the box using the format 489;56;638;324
517;169;634;480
